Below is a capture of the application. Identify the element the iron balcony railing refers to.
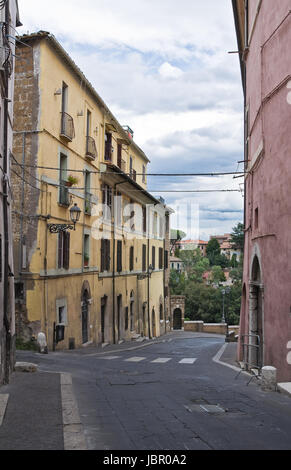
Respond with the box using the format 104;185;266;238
59;180;70;206
60;112;75;141
86;136;97;160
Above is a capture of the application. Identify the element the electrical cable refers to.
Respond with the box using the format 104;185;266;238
10;162;246;177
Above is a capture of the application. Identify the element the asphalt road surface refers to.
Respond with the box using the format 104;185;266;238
17;334;291;450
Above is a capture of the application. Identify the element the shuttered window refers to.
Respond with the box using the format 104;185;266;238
142;244;147;272
159;247;163;270
58;231;70;270
105;132;112;161
129;246;134;272
117;240;122;273
152;246;156;270
101;239;110;272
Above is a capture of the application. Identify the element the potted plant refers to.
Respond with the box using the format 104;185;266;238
65;175;79;187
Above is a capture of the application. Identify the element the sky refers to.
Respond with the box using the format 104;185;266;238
18;0;244;240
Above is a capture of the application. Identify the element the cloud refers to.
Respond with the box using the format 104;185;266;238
18;0;244;238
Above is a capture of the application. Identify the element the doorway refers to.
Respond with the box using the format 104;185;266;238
173;308;182;330
82;290;89;344
249;256;263;368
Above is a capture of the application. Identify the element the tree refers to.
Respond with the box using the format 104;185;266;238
209;265;226;285
230;222;244;251
170;229;186;253
206;238;229;267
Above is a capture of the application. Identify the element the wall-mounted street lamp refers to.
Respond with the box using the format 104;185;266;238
48;203;81;233
137;265;154;281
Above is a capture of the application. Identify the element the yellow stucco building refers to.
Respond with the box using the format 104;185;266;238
12;31;171;350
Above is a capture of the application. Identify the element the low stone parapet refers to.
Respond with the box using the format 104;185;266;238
184;321;239;336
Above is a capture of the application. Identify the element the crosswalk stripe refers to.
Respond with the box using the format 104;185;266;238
179;358;197;364
151;358;172;363
125;357;146;362
102;356;121;360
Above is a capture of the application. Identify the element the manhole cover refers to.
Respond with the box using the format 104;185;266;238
185;404;226;414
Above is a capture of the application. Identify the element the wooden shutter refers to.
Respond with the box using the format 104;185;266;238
152;246;156;270
159;248;163;270
58;232;63;269
130;246;134;271
164;250;169;269
105;240;111;271
64;232;70;270
101;239;105;272
117;143;122;168
117;240;122;273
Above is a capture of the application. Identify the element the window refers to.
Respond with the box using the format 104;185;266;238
142;244;147;272
152;246;156;270
125;307;129;331
85;171;91;215
58;232;70;270
117;240;122;273
142;206;147;234
164;250;169;269
130;156;133;177
59;153;69;206
56;299;67;326
84;234;90;267
117;143;122;168
86;110;91;137
101;239;110;272
254;207;259;229
105;132;112;161
115;192;122;227
61;82;68;114
159;248;163;270
102;184;112;220
130;246;134;272
153;212;158;237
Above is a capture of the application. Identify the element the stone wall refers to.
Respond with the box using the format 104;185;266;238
184;321;240;336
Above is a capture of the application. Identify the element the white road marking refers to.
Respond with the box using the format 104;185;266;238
125;357;146;362
151;358;172;363
179;358;197;364
101;356;121;360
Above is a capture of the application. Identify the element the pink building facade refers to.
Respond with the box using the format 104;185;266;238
233;0;291;381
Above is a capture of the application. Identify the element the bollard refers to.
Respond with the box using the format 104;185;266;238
261;366;277;391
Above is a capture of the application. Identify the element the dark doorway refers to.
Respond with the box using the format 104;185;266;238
101;296;107;344
173;308;182;330
152;308;156;337
82;290;89;344
117;295;122;342
250;256;263;368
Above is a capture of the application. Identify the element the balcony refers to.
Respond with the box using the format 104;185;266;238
86;136;97;161
59;181;70;207
60;112;75;142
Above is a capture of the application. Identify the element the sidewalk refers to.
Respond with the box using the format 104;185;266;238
0;332;238;450
0;370;64;450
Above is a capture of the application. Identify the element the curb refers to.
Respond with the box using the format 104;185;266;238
0;395;9;427
61;373;87;450
212;343;246;374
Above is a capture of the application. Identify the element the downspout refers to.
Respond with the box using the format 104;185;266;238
112;180;127;344
147;232;151;339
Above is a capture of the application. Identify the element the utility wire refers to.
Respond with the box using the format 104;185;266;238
11;162;246;177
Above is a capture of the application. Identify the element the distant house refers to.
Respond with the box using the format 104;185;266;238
210;234;241;262
174;239;208;257
170;257;184;273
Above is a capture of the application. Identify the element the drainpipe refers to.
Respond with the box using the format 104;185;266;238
147;232;151;339
112;180;127;344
